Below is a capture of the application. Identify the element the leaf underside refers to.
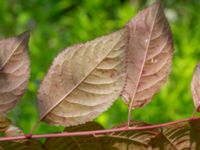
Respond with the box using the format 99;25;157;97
150;120;200;149
191;63;200;112
0;113;24;140
0;2;196;150
122;1;173;109
38;28;128;126
45;121;159;150
0;120;199;149
0;139;43;150
44;120;200;150
0;32;30;113
44;122;108;150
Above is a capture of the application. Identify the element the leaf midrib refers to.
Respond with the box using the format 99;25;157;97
129;3;160;107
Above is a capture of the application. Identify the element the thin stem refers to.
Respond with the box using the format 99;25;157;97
192;110;196;118
30;119;41;135
127;103;132;127
0;116;200;142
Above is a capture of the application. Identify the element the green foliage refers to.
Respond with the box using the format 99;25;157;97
0;0;199;134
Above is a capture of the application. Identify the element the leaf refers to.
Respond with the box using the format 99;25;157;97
0;113;25;142
44;122;112;150
44;121;158;150
4;125;24;138
101;122;159;150
45;120;200;149
150;120;200;149
37;29;128;126
0;32;30;113
0;139;44;150
122;1;173;108
191;63;200;111
110;120;200;149
0;113;11;133
64;121;104;132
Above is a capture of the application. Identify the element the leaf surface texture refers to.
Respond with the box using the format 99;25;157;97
0;32;30;112
122;1;173;108
191;63;200;111
38;29;128;126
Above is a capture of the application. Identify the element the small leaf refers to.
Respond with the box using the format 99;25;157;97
122;1;173;108
0;32;30;113
0;113;24;142
0;113;11;132
37;28;128;126
4;125;24;138
191;63;200;111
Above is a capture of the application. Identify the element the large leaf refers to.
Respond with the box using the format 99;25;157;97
0;32;30;113
191;63;200;111
37;29;128;126
122;1;173;108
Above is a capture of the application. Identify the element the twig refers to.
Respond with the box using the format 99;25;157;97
0;116;200;142
191;110;196;118
29;119;40;135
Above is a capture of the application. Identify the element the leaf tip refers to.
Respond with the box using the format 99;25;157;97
18;31;30;41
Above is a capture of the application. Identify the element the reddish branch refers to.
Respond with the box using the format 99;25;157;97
0;116;199;142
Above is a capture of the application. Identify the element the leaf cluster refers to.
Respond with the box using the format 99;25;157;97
0;1;200;149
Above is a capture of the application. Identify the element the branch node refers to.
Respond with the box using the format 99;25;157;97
25;134;33;139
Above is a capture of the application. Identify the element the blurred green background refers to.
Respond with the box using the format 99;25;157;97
0;0;199;135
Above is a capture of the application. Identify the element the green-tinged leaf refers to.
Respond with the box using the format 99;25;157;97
0;139;44;150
